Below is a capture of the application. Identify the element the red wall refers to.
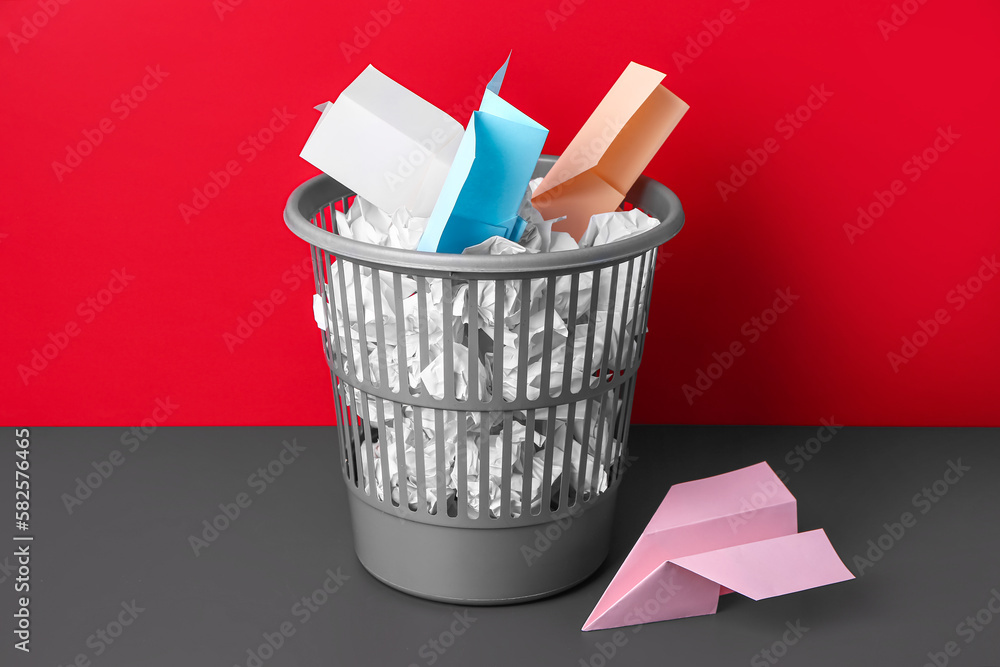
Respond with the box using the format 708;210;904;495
3;0;998;426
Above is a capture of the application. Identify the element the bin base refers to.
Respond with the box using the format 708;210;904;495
347;491;618;605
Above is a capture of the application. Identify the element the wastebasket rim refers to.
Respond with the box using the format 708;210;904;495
283;154;684;274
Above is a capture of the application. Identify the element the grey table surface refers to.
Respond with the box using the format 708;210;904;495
2;425;999;667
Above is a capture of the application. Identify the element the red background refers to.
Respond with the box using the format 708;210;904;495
2;0;998;426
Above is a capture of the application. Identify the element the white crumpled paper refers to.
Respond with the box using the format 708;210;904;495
313;178;658;517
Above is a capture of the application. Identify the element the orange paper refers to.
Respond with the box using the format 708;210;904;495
532;62;688;239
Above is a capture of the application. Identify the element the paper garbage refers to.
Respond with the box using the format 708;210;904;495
300;65;463;218
531;61;688;240
417;55;549;253
311;191;657;517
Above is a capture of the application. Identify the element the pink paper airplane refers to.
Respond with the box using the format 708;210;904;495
583;462;854;631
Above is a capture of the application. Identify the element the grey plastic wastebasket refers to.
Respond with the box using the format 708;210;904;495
284;154;683;604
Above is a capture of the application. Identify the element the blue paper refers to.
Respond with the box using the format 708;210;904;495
417;56;548;254
486;51;510;95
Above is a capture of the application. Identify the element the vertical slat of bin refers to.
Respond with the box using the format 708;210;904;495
334;254;366;493
369;271;387;389
580;268;602;399
576;397;596;506
515;277;532;518
614;256;637;376
606;256;637;475
316;224;353;483
391;401;408;511
352;386;375;497
433;408;448;516
351;262;371;386
520;407;535;518
557;281;575;509
564;272;581;395
587;261;619;499
638;249;657;352
393;273;408;397
626;253;648;372
370;267;402;509
541;275;560;513
488;279;505;518
335;259;357;382
557;398;575;512
441;279;455;398
493;279;503;397
365;260;394;510
456;410;469;519
470;285;491;513
590;388;612;494
599;263;621;387
416;276;431;388
415;277;439;512
467;279;479;402
374;388;394;508
558;271;588;508
480;409;490;521
341;384;361;492
515;278;530;404
538;404;557;516
386;273;408;508
499;411;513;519
615;383;635;485
539;275;556;401
331;374;350;484
439;279;464;518
412;405;427;513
